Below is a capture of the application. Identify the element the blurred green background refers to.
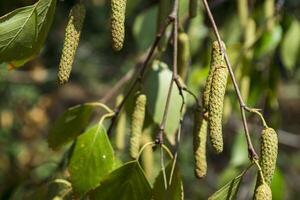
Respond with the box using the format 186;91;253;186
0;0;299;199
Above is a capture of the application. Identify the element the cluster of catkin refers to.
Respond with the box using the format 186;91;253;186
192;41;278;199
57;0;127;85
193;41;228;178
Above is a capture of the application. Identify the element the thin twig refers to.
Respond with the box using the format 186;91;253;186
100;68;134;103
155;0;180;190
201;0;258;159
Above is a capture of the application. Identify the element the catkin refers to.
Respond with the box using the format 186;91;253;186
58;3;85;85
202;41;225;111
257;128;278;186
177;32;191;81
111;0;126;51
208;42;228;154
254;183;272;200
130;93;146;159
193;109;208;178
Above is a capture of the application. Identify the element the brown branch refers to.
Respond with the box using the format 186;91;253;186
100;68;134;104
201;0;258;159
156;0;180;144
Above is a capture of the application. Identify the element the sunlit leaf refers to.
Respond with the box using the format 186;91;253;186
89;161;152;200
133;6;157;51
271;168;285;200
48;103;96;150
229;132;248;167
0;0;56;67
144;61;185;144
69;124;115;197
254;25;282;58
153;162;184;200
208;164;253;200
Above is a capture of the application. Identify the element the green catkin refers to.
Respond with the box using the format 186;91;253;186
141;134;153;179
202;41;225;112
115;95;126;150
254;183;272;200
257;128;278;186
58;3;85;85
208;41;228;154
193;109;208;178
111;0;126;51
130;93;147;159
189;0;198;18
177;32;191;81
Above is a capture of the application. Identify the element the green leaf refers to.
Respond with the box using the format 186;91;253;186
89;161;152;200
48;103;96;150
229;132;248;167
280;19;300;71
133;6;157;51
153;162;184;200
144;61;185;144
254;25;282;59
69;124;115;197
208;164;253;200
271;168;285;200
0;0;56;67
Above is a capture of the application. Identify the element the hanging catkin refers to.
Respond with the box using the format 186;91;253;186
111;0;126;51
208;41;228;154
254;183;272;200
58;3;86;85
256;128;278;186
202;41;225;111
177;32;191;81
193;109;208;178
130;93;146;159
